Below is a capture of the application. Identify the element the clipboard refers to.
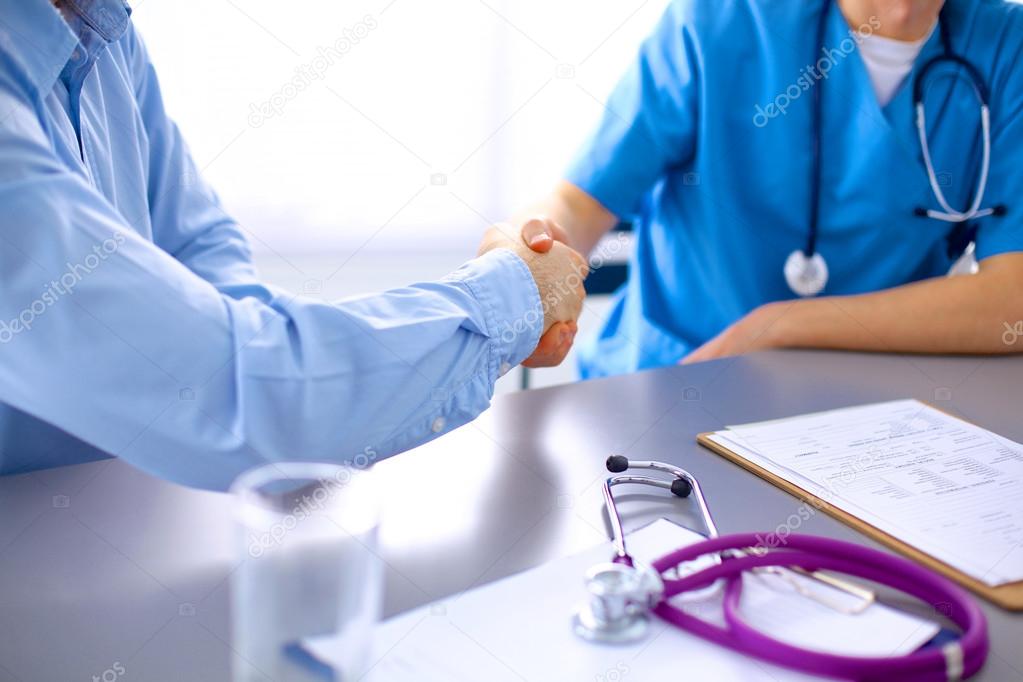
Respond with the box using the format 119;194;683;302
697;431;1023;611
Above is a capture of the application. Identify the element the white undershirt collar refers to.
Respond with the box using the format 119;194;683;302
857;23;937;107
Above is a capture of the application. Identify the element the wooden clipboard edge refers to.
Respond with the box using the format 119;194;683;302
697;431;1023;611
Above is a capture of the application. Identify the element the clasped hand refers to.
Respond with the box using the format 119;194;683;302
478;218;588;367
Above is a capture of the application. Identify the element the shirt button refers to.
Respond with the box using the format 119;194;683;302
499;362;511;376
431;417;446;433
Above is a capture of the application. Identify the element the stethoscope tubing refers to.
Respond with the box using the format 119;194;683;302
805;0;830;258
906;15;998;226
798;0;1000;276
650;532;988;681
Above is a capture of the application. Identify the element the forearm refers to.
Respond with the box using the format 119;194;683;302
765;254;1023;355
513;181;618;256
2;169;543;490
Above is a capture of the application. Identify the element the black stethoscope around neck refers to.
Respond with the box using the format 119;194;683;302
785;0;1007;297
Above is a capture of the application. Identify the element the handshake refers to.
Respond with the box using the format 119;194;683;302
478;217;589;368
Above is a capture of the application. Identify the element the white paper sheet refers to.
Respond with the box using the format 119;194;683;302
709;399;1023;586
307;519;939;681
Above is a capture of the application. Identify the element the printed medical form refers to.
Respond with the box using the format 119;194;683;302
708;400;1023;586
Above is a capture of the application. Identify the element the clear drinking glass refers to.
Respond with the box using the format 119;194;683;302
231;462;381;682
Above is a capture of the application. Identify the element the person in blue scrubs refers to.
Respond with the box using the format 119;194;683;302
0;0;587;489
514;0;1023;378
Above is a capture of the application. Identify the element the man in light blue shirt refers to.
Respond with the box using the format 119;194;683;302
0;0;586;490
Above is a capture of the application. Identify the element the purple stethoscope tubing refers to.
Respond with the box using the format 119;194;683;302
649;532;989;681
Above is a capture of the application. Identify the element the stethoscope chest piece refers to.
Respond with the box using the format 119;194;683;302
572;561;664;644
576;455;990;679
784;249;829;297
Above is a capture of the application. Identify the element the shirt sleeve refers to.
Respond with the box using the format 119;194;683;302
565;0;700;219
125;25;258;288
974;31;1023;262
0;72;542;491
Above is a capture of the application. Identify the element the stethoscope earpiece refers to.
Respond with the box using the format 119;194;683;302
605;455;629;473
669;478;692;498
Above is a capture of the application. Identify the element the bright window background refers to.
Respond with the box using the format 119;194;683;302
131;0;664;260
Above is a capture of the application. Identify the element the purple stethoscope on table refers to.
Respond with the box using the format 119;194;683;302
572;456;989;681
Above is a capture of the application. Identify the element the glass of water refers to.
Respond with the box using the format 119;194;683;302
231;461;381;682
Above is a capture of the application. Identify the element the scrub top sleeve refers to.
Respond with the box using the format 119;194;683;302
975;48;1023;262
565;0;700;219
125;26;259;289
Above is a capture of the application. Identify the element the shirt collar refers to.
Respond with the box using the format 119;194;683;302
64;0;132;42
0;0;130;95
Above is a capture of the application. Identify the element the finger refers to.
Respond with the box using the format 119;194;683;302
521;218;554;253
522;341;570;368
477;226;512;256
522;348;559;368
522;353;554;368
681;344;713;365
544;323;576;355
567;246;590;279
543;219;573;246
523;322;573;367
544;325;577;366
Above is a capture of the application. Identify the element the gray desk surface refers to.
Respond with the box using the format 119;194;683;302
1;350;1021;681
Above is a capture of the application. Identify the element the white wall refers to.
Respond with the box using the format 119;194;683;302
131;0;664;261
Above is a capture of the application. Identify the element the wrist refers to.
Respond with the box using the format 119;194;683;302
749;300;804;350
460;248;544;367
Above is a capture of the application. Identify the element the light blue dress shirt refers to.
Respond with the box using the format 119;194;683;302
568;0;1023;378
0;0;542;490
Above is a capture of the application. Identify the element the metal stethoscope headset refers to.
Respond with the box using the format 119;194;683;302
785;0;1007;297
573;456;989;681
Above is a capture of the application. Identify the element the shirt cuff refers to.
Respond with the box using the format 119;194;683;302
454;248;543;378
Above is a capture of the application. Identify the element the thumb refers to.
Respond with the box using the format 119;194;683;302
521;217;554;253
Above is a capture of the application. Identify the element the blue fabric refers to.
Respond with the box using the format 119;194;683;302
0;0;542;489
568;0;1023;379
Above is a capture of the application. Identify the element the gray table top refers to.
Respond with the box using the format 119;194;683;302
1;350;1021;681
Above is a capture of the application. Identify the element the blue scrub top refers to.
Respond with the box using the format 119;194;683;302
568;0;1023;379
